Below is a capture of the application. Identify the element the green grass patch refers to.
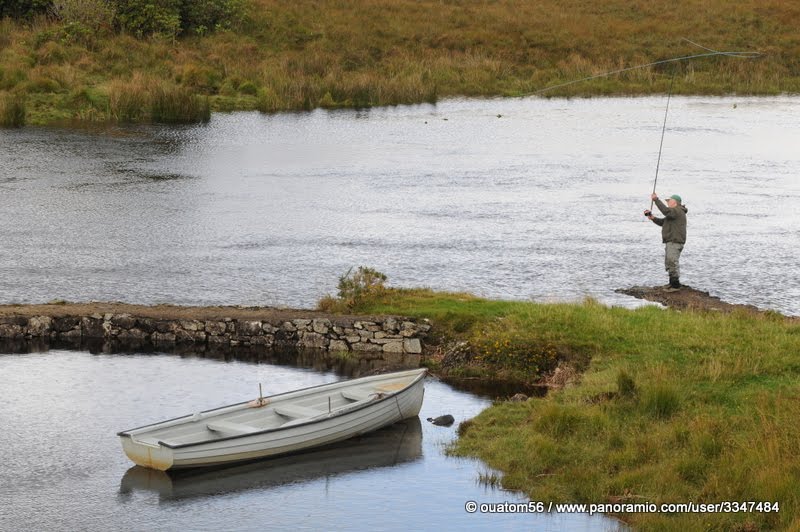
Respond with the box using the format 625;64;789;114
334;286;800;529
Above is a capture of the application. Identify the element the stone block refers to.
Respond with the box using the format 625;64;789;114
383;317;398;333
345;335;361;344
312;319;331;334
282;321;297;332
52;316;80;332
205;321;226;335
299;332;329;349
352;342;382;352
0;323;23;339
111;314;137;329
293;319;311;329
26;316;52;336
403;338;422;354
239;320;263;336
117;328;146;340
382;341;404;353
250;335;273;346
81;317;104;338
152;332;176;343
60;328;82;339
179;320;203;332
154;320;177;333
329;339;349;352
137;318;155;334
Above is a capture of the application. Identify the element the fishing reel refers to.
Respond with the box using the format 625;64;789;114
643;210;652;217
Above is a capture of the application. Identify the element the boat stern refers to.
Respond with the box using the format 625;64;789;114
120;435;174;471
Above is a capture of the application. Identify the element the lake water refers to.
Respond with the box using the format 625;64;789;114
0;351;620;531
0;96;796;530
1;96;798;315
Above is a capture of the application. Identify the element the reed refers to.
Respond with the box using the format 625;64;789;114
0;92;26;127
150;84;211;123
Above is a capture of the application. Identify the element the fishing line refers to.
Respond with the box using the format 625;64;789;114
650;69;676;211
524;40;762;97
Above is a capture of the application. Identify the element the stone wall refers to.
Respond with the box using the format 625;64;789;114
0;313;429;366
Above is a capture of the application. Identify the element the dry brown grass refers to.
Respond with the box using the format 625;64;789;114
2;0;799;124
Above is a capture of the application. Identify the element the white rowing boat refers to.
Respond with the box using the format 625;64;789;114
118;368;427;471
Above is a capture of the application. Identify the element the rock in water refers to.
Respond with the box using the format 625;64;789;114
427;414;455;426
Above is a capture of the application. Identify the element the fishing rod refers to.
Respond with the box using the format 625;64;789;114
649;70;676;212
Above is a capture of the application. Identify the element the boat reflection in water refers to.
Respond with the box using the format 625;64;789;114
119;417;422;501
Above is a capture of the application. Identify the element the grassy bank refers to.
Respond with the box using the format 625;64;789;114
340;287;800;530
2;0;800;126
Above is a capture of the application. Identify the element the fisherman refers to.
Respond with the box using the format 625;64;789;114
644;193;687;290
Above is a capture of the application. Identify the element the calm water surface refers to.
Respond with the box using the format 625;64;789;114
1;96;798;314
0;351;620;531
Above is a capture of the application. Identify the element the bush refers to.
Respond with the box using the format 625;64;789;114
0;0;52;20
113;0;180;38
52;0;115;32
336;266;387;308
111;0;243;38
474;335;559;374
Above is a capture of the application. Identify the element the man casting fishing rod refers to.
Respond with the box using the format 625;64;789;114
644;193;687;291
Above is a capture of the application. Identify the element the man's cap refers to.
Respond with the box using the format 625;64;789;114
669;194;682;203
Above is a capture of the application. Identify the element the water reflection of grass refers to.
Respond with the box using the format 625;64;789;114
2;0;798;126
349;288;800;530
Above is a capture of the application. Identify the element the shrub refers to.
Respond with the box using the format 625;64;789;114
180;0;245;35
0;92;26;127
0;0;52;20
474;335;559;374
111;0;243;38
336;266;387;308
52;0;115;32
113;0;181;39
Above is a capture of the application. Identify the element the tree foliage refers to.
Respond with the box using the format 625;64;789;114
1;0;243;38
0;0;52;19
113;0;244;38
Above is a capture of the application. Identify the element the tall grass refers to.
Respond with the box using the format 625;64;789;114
108;76;210;123
0;92;26;127
2;0;800;124
150;85;210;123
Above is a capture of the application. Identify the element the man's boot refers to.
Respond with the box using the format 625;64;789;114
665;276;681;291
